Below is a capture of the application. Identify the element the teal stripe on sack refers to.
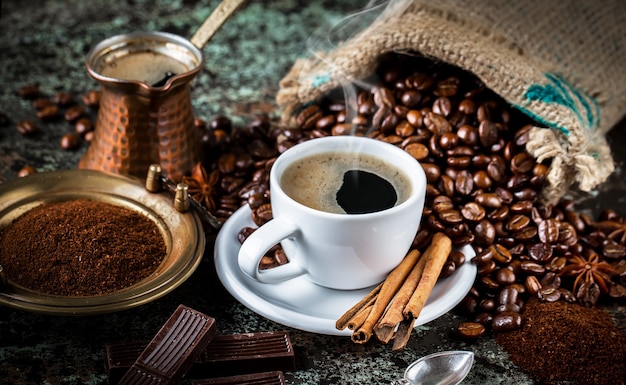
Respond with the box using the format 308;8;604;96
523;72;600;135
312;72;331;88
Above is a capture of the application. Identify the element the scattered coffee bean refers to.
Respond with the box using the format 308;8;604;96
74;117;93;136
36;105;60;121
17;84;39;99
17;165;37;177
16;120;38;136
456;322;486;341
65;105;85;122
54;91;74;106
60;132;80;150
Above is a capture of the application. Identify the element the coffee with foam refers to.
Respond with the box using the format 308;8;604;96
280;151;412;214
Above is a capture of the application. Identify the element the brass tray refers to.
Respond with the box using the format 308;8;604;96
0;169;205;315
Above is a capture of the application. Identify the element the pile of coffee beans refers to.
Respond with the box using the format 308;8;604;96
199;53;625;336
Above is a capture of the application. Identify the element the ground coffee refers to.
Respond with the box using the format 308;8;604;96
0;198;165;296
495;298;626;385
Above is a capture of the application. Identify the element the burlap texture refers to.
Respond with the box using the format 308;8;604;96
277;0;626;204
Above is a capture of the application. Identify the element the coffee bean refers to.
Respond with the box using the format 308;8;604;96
407;72;434;91
401;90;422;108
475;192;502;208
457;322;486;340
36;105;60;121
432;96;453;117
496;303;521;314
461;202;486;222
473;170;492;189
54;91;74;106
492;312;522;332
603;241;626;260
373;87;395;109
495;268;516;285
474;220;496;246
60;133;80;150
449;250;466;266
520;261;546;275
488;206;509;222
440;260;456;278
509;200;533;214
479;298;496;312
32;97;54;110
251;203;273;226
425;112;452;135
525;275;542;295
221;176;245;194
17;84;39;99
17;120;38;136
478;120;498;147
527;242;553;262
538;287;561;302
438;209;464;225
455;170;474;195
65;105;85;122
460;296;479;315
480;276;500;291
421;163;441;183
405;109;423;127
487;157;506;183
74;118;93;136
447;155;472;169
237;227;256;244
473;312;493;326
17;165;37;177
510;152;535;174
472;247;494;266
433;200;455;214
490;244;513;264
404;142;429;160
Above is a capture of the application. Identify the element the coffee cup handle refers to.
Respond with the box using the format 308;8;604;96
238;217;306;283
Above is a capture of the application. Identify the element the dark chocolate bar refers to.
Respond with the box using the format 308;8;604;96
106;331;295;385
192;371;286;385
116;304;217;385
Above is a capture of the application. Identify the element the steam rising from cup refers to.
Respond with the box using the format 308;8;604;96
303;0;414;136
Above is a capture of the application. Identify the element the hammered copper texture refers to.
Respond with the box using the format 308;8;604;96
79;84;199;182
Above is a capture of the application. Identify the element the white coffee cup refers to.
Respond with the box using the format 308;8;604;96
238;136;426;290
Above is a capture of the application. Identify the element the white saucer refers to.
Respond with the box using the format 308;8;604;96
214;205;477;336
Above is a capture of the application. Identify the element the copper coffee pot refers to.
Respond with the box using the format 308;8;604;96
79;0;245;181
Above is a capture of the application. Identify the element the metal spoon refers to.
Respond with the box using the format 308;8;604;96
390;350;474;385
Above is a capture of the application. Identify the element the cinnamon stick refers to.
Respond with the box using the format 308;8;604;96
347;301;374;330
403;233;452;320
373;253;427;343
391;317;416;351
351;249;421;344
335;282;382;330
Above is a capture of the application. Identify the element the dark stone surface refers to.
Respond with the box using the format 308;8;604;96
0;1;624;384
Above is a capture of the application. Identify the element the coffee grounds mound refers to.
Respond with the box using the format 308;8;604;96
0;198;166;296
495;298;626;385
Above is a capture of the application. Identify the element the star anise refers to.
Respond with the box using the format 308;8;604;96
182;162;220;213
559;252;618;294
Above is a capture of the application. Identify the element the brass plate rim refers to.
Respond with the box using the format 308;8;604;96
0;169;205;315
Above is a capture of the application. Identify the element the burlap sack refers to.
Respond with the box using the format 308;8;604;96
277;0;626;204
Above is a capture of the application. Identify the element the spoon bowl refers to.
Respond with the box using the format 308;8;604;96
392;350;474;385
